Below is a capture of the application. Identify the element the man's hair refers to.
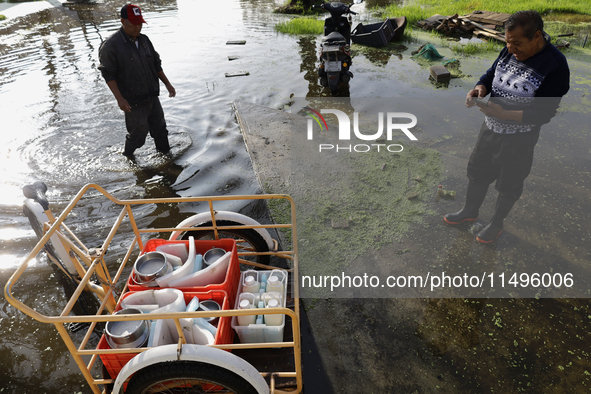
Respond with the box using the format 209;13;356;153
505;10;544;40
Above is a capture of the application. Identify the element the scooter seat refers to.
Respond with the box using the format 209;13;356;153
322;31;346;44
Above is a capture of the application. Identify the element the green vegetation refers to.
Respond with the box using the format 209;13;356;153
275;17;324;35
266;196;293;246
447;40;504;55
0;15;6;21
383;0;591;26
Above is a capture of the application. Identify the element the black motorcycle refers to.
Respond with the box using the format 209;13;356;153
313;2;357;95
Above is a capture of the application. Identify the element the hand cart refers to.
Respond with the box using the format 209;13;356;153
4;183;302;394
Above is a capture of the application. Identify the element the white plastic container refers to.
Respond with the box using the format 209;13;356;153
236;298;256;326
155;243;188;262
264;298;283;326
231;269;288;344
266;270;286;294
167;251;231;288
191;322;215;345
155;236;196;287
158;252;183;268
120;288;193;344
261;291;282;307
242;271;260;293
148;319;174;347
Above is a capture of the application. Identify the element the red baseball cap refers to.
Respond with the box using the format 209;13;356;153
121;4;147;25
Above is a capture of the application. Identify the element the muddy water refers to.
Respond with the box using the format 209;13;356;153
0;0;590;393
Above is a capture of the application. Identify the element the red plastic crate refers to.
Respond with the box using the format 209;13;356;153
127;239;240;305
99;289;233;380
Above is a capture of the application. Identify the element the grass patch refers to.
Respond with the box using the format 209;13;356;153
266;197;293;247
275;17;324;35
448;40;504;55
544;12;591;24
0;15;6;21
382;0;591;27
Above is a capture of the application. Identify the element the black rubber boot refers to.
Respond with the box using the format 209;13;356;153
123;139;136;159
476;194;516;244
443;182;488;225
122;148;135;160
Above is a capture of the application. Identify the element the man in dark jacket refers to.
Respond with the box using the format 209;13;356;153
443;10;569;243
98;4;176;158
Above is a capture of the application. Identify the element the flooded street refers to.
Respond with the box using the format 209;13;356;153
1;0;590;392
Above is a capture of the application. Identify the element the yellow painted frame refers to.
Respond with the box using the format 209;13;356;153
4;184;301;394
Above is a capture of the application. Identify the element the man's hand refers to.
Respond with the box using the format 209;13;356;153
165;83;176;98
106;80;131;112
117;97;132;112
158;71;176;98
477;101;523;122
466;85;488;107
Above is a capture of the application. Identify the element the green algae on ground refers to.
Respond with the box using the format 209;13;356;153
295;143;445;280
265;194;294;248
416;298;591;392
446;40;504;56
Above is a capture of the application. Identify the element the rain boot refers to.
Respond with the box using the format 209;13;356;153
443;182;488;225
476;194;516;244
123;146;135;160
123;143;135;160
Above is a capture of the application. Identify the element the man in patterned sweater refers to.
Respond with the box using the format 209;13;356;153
443;10;570;243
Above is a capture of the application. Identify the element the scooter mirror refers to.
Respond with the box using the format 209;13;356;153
353;0;363;4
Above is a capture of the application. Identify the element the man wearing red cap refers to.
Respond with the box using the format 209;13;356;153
98;4;176;158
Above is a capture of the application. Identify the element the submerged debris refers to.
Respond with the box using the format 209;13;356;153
411;44;444;60
429;65;451;82
225;72;250;77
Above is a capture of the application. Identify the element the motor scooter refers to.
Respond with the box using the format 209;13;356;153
313;2;358;95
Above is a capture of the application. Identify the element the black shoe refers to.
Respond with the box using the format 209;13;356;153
443;208;478;225
476;221;503;244
122;150;135;160
443;182;488;225
475;193;517;244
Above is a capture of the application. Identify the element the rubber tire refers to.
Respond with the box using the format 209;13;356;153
124;361;259;394
181;220;271;265
327;72;340;95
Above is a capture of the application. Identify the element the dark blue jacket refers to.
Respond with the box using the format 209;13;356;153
476;33;570;132
98;27;163;104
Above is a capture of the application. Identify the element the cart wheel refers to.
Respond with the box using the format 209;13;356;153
124;361;260;394
181;220;271;265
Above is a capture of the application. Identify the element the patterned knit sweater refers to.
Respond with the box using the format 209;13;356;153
476;33;570;134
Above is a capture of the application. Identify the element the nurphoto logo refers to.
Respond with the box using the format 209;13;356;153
304;108;418;153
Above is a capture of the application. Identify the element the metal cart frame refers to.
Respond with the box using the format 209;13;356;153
4;183;301;394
